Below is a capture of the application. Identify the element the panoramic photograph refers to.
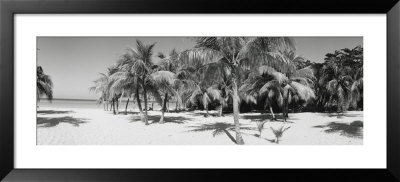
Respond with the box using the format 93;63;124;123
37;37;363;145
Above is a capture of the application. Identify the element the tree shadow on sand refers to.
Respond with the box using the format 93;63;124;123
130;115;191;124
186;112;222;117
115;111;139;115
37;116;89;128
37;110;74;115
319;112;363;118
187;122;253;144
313;120;363;138
241;114;295;123
251;133;276;143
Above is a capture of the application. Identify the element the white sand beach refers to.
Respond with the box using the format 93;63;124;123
37;107;363;145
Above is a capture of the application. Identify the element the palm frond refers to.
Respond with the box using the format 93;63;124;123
290;81;316;103
151;71;176;85
179;47;224;68
206;86;222;101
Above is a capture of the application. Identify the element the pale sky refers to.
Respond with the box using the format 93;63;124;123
37;37;362;100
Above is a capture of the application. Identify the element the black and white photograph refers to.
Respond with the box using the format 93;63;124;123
37;37;363;145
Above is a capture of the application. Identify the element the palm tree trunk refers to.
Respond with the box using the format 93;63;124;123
142;80;149;125
177;96;182;111
218;105;223;117
283;103;286;122
136;87;147;124
125;98;130;115
159;93;168;124
284;91;290;122
116;93;123;114
116;98;119;114
269;106;276;120
167;102;170;113
286;95;289;118
232;80;244;145
143;92;149;125
112;99;116;115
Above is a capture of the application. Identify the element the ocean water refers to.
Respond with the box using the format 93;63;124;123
38;99;101;109
37;99;171;110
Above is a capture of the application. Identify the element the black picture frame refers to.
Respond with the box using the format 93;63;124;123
1;0;399;181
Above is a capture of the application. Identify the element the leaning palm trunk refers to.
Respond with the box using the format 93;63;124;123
125;98;130;115
232;81;244;145
136;87;148;124
269;106;276;120
159;93;168;124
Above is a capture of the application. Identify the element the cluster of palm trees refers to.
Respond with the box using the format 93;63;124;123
37;66;53;101
311;46;363;113
90;37;363;145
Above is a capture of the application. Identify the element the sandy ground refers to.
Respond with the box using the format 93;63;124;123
37;107;363;145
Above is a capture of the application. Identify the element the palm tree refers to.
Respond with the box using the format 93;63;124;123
189;84;222;117
110;41;162;124
157;49;185;112
215;78;233;117
109;76;134;115
241;66;284;120
37;66;53;101
129;40;156;124
202;61;239;117
105;66;122;115
278;51;315;121
109;53;148;123
270;125;291;144
172;51;223;117
89;72;110;111
350;67;363;110
281;67;316;121
240;49;315;122
319;59;353;113
179;37;296;144
150;71;176;123
90;65;121;114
